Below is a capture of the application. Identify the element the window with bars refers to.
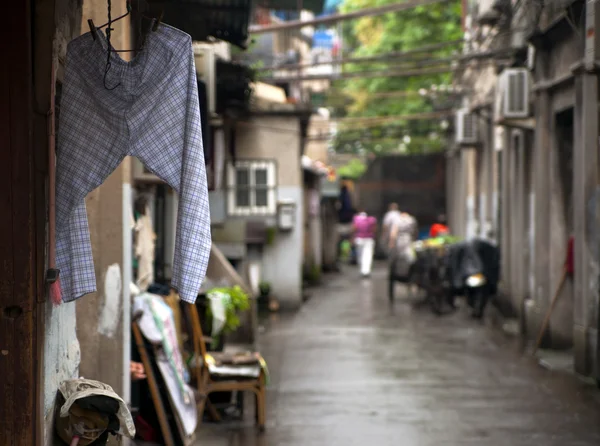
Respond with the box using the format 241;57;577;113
227;160;277;216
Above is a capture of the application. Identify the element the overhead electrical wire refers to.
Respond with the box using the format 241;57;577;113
308;127;447;141
257;49;516;83
332;110;452;123
253;40;464;72
259;66;454;82
249;0;454;34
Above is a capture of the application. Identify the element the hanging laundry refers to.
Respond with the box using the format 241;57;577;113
56;24;211;304
134;205;156;292
197;79;212;164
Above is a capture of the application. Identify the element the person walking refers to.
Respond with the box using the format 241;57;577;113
389;211;418;251
382;202;401;256
388;211;418;282
353;210;377;277
337;184;356;263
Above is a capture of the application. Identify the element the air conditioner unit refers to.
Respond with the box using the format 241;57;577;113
193;44;216;116
455;109;478;145
132;157;162;183
502;68;529;118
475;0;501;25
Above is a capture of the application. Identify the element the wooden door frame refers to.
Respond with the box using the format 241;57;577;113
1;0;39;444
1;0;57;444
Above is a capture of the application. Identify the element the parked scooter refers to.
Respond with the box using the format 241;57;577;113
445;238;500;319
464;271;492;318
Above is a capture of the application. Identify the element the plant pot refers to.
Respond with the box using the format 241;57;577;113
268;297;280;312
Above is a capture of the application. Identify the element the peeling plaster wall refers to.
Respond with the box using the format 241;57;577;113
43;1;84;443
43;303;80;444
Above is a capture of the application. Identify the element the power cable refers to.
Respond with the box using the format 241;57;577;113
249;0;455;34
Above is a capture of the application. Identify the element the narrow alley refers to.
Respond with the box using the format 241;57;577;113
197;266;600;446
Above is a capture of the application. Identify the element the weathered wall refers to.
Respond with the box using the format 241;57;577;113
261;186;304;306
304;115;331;162
321;198;338;270
303;173;323;280
525;22;581;349
42;303;80;443
234;116;304;307
546;105;574;347
357;153;447;230
236;116;302;186
43;0;84;443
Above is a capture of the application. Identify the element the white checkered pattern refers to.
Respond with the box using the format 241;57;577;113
56;24;211;304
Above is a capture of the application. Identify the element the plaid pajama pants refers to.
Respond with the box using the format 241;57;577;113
56;24;211;304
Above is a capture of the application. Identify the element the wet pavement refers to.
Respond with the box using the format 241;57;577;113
196;265;600;446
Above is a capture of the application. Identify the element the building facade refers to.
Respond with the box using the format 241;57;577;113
449;0;600;381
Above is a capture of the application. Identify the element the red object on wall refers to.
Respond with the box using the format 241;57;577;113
565;236;574;276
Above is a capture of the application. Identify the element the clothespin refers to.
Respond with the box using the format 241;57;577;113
88;19;98;40
152;11;163;32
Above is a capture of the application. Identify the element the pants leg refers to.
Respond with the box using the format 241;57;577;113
355;238;364;272
361;238;374;275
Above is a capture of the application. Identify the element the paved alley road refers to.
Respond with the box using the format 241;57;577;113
197;266;600;446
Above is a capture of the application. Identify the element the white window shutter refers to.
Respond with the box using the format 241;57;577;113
267;163;276;187
227;163;235;188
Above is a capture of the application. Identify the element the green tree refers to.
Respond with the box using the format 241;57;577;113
337;158;367;179
329;0;462;154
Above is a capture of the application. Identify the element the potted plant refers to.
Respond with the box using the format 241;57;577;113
259;281;271;300
258;281;280;312
205;285;250;349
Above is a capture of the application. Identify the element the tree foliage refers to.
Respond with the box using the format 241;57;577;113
328;0;463;154
337;158;367;179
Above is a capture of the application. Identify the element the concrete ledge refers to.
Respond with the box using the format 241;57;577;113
574;325;599;378
489;298;521;338
574;324;590;375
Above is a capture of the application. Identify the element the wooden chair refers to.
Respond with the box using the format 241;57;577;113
185;303;267;431
132;321;176;446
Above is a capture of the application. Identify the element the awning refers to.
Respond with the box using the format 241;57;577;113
216;60;254;113
146;0;252;48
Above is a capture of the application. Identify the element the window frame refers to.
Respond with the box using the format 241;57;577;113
227;160;277;216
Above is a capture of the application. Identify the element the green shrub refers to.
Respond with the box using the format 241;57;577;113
206;286;250;339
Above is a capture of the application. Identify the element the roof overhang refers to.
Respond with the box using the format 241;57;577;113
146;0;252;48
495;117;536;130
254;0;325;14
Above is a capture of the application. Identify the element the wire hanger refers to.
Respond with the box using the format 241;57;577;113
87;0;162;90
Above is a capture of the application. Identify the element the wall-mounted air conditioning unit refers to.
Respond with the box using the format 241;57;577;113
475;0;501;25
502;68;530;119
193;44;216;116
455;109;478;145
132;157;162;183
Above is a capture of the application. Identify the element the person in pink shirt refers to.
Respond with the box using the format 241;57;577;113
352;210;378;277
